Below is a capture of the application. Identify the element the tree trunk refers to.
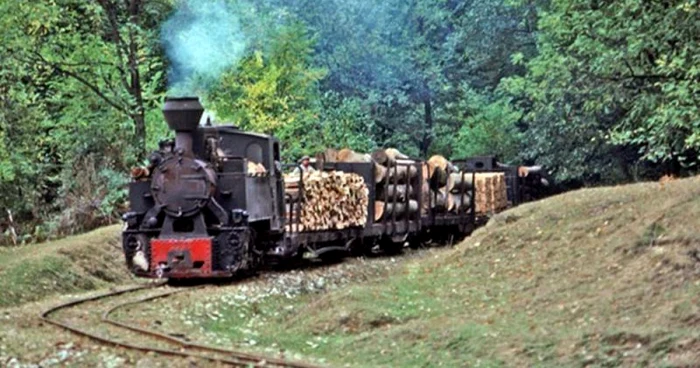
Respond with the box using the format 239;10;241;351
131;112;146;161
128;0;146;161
420;96;433;157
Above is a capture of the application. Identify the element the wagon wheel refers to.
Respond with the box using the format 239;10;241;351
380;234;407;255
318;250;345;264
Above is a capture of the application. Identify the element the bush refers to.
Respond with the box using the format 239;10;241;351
1;154;128;246
52;155;127;238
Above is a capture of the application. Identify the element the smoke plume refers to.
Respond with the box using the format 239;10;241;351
161;0;247;96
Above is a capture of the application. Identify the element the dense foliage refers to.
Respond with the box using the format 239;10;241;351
505;0;700;184
1;0;698;243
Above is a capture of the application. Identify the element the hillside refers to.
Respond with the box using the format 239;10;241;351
192;177;700;367
0;225;133;307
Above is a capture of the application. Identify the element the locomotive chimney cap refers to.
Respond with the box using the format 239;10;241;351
163;96;204;132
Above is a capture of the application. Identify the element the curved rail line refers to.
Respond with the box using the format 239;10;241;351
40;283;323;368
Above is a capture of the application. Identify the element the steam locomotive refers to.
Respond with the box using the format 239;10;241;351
121;97;549;279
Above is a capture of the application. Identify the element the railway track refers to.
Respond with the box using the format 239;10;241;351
40;282;323;367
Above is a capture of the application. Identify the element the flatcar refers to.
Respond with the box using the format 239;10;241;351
121;97;543;279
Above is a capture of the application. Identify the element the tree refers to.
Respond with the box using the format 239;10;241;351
0;0;170;161
450;87;522;162
0;0;173;243
206;23;328;159
506;0;700;182
253;0;536;158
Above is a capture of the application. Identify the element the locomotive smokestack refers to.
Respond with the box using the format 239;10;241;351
163;96;204;157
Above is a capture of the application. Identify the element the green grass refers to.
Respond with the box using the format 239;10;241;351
0;225;133;307
199;177;700;367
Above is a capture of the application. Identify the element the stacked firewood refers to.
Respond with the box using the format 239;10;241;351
284;171;369;231
372;148;420;222
474;173;508;214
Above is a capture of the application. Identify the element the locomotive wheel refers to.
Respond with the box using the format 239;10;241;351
267;249;305;271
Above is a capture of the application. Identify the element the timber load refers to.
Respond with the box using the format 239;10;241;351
474;172;508;214
285;147;507;231
372;148;421;222
284;171;369;232
422;155;473;215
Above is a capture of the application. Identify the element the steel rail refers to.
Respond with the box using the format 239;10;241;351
102;290;323;368
40;283;323;368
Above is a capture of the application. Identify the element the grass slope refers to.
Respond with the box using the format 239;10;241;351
204;177;700;367
0;225;133;308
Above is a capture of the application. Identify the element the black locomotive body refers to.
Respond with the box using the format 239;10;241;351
122;97;544;279
122;97;286;278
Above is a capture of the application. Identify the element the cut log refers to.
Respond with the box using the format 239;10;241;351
371;149;391;167
395;159;417;166
447;172;474;193
428;189;449;211
379;184;415;201
518;165;543;178
372;148;409;167
428;155;450;172
320;148;339;162
374;201;385;222
447;192;472;213
420;163;431;215
385;148;408;160
473;172;508;214
321;148;385;184
384;148;408;167
337;148;371;163
374;163;388;184
429;166;448;189
386;165;419;183
380;200;418;220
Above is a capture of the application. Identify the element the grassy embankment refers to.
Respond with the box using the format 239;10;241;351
201;177;700;367
0;225;132;308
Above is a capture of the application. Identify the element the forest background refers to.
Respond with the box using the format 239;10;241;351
1;0;697;243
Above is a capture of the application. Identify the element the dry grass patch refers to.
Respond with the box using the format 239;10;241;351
198;177;700;367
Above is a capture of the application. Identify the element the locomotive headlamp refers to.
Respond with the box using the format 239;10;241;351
122;212;139;228
146;216;159;228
